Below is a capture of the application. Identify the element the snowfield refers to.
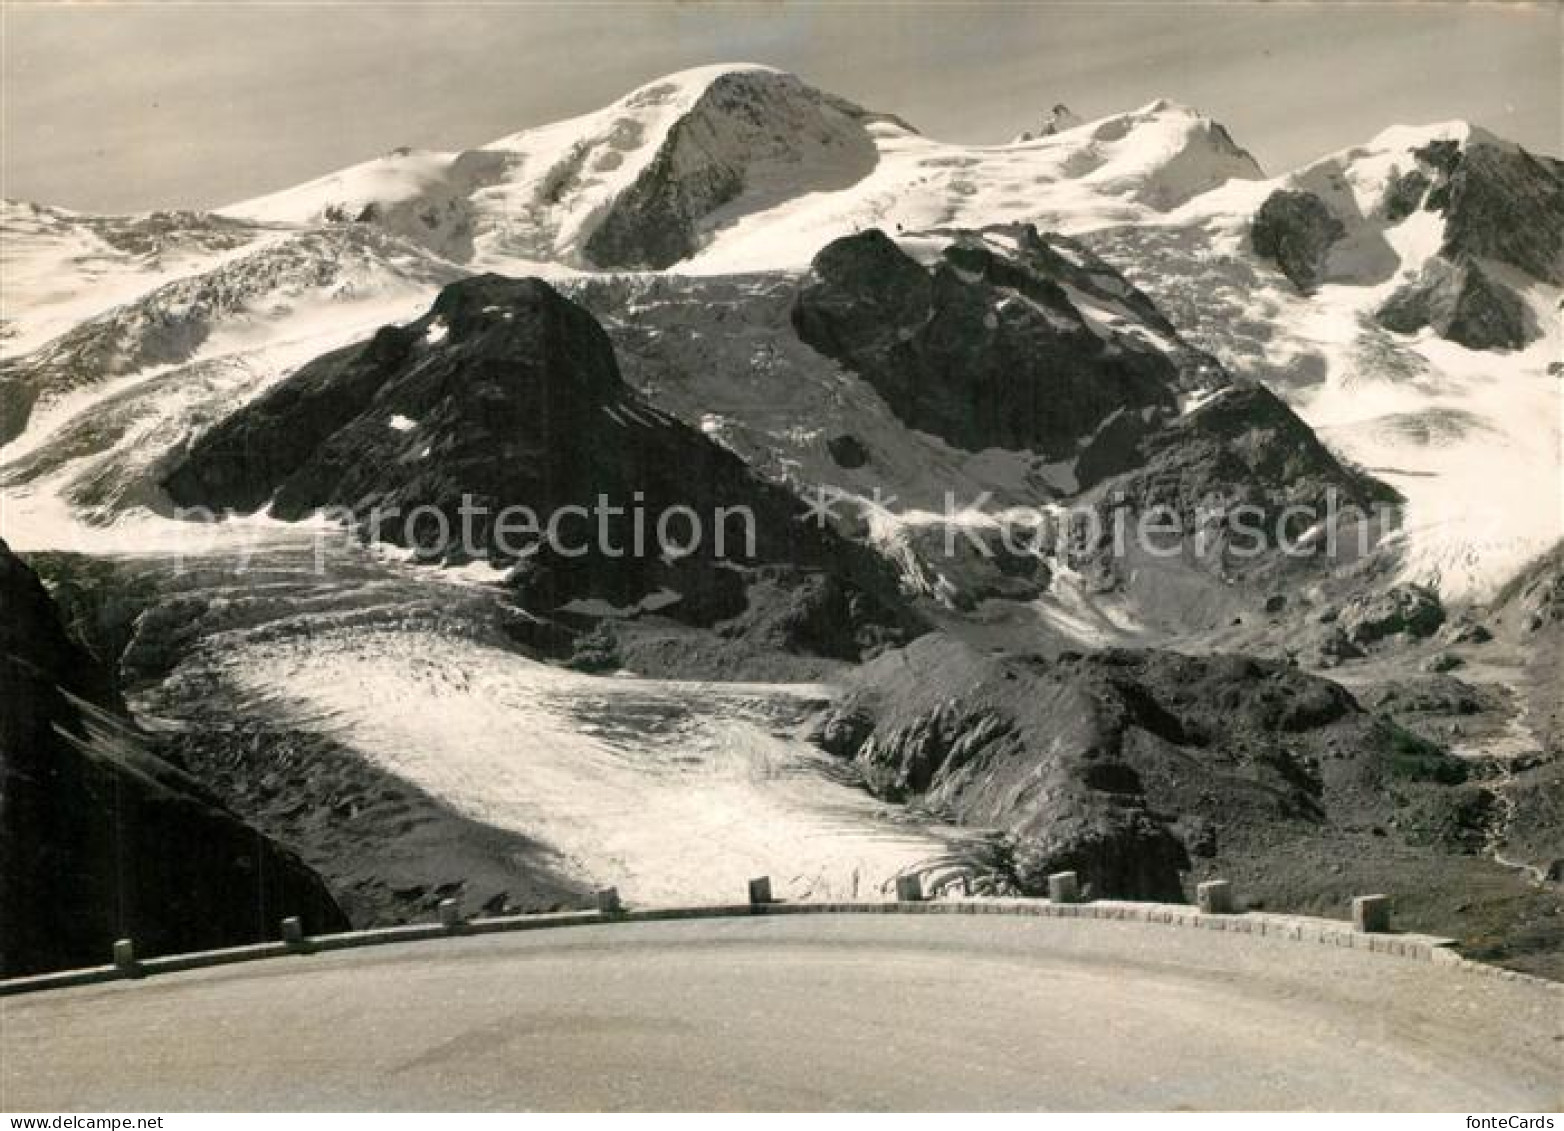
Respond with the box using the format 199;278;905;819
219;65;1264;276
1091;121;1562;601
674;97;1263;276
219;627;957;906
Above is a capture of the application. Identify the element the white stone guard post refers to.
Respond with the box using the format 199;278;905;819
1197;880;1235;915
1047;871;1081;904
111;938;136;971
1353;894;1392;933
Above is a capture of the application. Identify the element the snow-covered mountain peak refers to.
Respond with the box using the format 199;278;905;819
1117;97;1224;123
485;62;802;148
1012;102;1085;142
477;62;832;159
1077;100;1263;207
619;60;787;89
1360;119;1504;155
216;69;1279;274
221;63;889;270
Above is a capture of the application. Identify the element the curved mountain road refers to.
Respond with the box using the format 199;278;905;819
3;914;1558;1111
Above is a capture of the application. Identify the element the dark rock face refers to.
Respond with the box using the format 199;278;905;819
1340;583;1446;647
1419;139;1564;284
165;276;623;524
1497;542;1564;634
162;275;918;654
1439;619;1492;646
1077;383;1398;569
584;140;741;270
1416;138;1463;177
583;71;880;269
1101;383;1389;513
1492;542;1564;758
716;567;912;661
792;228;934;362
792;226;1210;458
814;636;1341;899
1380;167;1431;222
791;225;1392;601
0;375;40;454
1251;189;1346;292
1376;258;1531;350
1312;627;1365;669
1072;406;1161;489
0;540;346;977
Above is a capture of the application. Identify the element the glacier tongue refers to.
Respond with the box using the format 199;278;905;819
220;624;960;906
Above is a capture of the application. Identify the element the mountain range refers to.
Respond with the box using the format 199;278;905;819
2;64;1560;978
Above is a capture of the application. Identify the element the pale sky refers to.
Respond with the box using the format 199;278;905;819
2;1;1559;214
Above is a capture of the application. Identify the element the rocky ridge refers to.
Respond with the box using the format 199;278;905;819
0;539;346;977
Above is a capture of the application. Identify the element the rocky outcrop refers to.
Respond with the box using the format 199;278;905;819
815;638;1196;899
1495;541;1564;635
1251;189;1346;292
1380;167;1431;222
1015;104;1084;142
826;433;869;470
1040;104;1083;136
162;275;919;655
1075;383;1398;572
792;225;1214;458
1094;383;1393;512
1491;542;1564;756
1370;135;1560;349
789;225;1393;599
811;633;1474;905
1376;257;1531;350
1418;138;1564;284
0;541;347;976
166;274;620;522
1339;583;1445;647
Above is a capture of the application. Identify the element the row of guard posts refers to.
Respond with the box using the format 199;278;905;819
104;876;1396;971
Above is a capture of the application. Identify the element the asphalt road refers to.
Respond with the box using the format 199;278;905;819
3;914;1559;1111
